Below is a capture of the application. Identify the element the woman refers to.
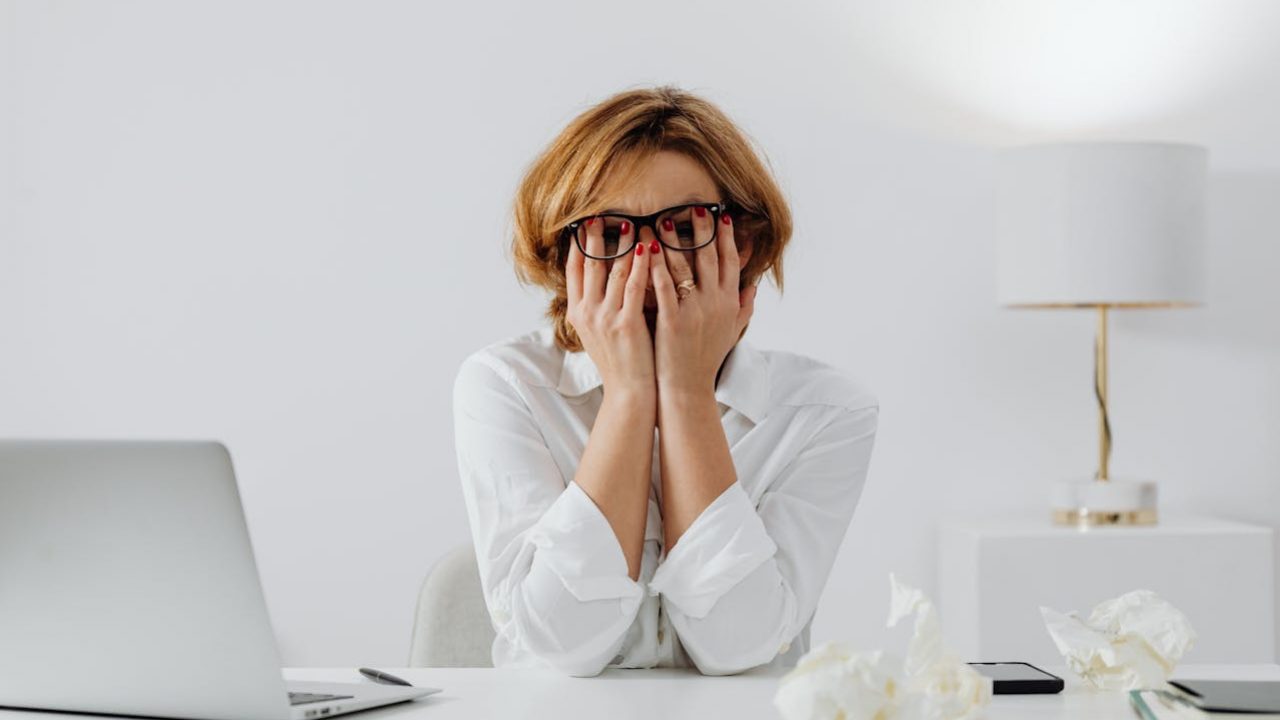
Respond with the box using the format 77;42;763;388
453;86;878;677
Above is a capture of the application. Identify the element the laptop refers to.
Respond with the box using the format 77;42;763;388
0;440;441;720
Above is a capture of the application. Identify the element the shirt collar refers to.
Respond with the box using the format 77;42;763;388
555;338;769;425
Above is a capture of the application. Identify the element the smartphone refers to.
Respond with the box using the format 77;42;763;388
968;662;1065;694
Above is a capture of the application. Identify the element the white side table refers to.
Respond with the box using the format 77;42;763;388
938;515;1275;665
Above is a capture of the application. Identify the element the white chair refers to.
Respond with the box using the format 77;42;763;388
408;543;496;667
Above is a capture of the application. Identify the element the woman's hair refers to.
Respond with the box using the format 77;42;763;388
509;85;793;353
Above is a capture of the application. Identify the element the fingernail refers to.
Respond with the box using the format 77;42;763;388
585;218;593;227
649;240;659;253
662;218;674;232
695;206;706;217
620;220;631;234
635;243;644;256
722;212;732;225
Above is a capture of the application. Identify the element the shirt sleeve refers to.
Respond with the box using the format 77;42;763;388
647;404;878;675
453;354;644;677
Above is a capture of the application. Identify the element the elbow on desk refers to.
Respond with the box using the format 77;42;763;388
511;614;624;677
676;615;788;677
686;644;777;676
520;630;618;678
513;627;620;677
553;654;614;678
508;594;631;678
669;598;798;676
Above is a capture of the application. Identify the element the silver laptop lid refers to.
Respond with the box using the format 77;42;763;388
0;440;293;720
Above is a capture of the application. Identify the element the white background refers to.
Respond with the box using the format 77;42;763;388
3;0;1278;667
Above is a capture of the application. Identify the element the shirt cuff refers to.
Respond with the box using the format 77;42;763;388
647;480;777;618
525;480;644;604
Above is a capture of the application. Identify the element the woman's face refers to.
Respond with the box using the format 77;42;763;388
597;150;753;327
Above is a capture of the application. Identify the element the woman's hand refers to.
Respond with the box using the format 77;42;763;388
648;209;758;397
565;218;657;398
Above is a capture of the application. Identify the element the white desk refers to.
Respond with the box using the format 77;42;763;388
0;665;1276;719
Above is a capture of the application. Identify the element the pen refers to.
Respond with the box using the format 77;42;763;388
358;667;413;687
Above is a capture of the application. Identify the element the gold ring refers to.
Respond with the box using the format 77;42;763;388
675;279;696;300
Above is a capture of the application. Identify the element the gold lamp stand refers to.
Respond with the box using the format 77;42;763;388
1050;305;1159;528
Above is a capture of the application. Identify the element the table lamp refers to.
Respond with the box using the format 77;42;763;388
996;141;1207;527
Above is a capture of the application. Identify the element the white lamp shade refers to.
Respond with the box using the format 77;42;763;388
996;142;1207;307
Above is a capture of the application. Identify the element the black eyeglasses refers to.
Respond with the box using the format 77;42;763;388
562;202;731;260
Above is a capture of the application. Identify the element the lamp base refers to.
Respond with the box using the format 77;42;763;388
1050;478;1158;527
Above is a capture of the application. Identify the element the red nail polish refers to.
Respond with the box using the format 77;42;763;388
649;240;659;253
662;218;674;231
695;206;706;217
635;243;644;256
585;218;593;227
721;212;732;225
620;220;630;234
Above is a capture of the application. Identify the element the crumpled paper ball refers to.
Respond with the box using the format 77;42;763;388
774;574;992;720
888;575;992;720
1041;589;1196;691
772;644;899;720
893;655;992;720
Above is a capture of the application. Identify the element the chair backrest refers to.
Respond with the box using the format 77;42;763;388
408;543;496;667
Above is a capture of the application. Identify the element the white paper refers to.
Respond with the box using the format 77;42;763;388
888;574;992;720
774;575;992;720
1041;589;1196;691
772;643;899;720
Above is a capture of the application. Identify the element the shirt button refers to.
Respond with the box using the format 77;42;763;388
657;629;665;643
493;609;510;623
779;640;791;654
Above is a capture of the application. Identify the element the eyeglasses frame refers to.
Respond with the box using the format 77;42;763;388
562;201;733;260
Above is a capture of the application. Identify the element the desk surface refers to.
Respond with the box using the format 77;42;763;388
285;665;1280;720
1;665;1277;720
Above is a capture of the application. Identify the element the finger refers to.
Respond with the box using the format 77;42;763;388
581;217;605;303
659;216;695;289
565;231;583;306
621;228;650;314
736;282;757;332
603;220;634;311
691;205;718;294
716;209;741;292
648;235;679;313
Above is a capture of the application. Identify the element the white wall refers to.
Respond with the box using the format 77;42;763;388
3;0;1278;667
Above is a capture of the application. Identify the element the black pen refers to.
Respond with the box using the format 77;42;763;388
358;667;413;687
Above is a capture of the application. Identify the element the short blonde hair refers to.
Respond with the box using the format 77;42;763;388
510;85;793;353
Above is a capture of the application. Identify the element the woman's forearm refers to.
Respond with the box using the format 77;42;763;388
573;386;656;581
657;386;736;551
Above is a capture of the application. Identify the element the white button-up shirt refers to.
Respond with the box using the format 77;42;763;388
453;326;878;676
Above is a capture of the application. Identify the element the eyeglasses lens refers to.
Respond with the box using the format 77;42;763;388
574;206;718;258
658;206;704;249
575;216;630;259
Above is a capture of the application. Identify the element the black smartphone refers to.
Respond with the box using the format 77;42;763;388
968;662;1065;694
